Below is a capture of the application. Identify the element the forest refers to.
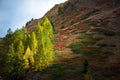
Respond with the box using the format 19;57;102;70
0;17;55;80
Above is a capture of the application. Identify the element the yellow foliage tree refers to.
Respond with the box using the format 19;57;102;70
23;46;34;69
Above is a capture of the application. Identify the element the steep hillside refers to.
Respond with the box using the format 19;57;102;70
25;0;120;80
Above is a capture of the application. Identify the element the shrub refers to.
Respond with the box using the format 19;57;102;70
79;9;100;21
79;50;94;55
51;63;65;79
70;20;75;25
79;30;88;33
58;6;64;15
92;36;104;41
85;21;107;27
82;59;89;74
68;41;95;54
100;29;116;36
79;33;89;39
97;43;108;48
116;31;120;35
67;42;84;54
60;25;65;29
58;2;70;15
81;40;96;45
70;4;77;10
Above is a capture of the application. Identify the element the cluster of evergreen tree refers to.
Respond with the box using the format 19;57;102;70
0;17;55;80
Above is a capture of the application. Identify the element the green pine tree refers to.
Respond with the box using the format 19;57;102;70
34;17;55;71
23;46;34;69
6;43;25;79
16;40;24;59
30;32;38;55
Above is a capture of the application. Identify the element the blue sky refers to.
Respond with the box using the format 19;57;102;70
0;0;67;37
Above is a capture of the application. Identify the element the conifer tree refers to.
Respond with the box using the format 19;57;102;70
34;17;55;71
6;43;16;78
23;46;34;69
35;22;43;44
34;22;44;70
11;29;25;48
30;32;38;55
7;43;15;63
16;40;24;59
42;17;55;61
41;17;54;38
7;28;13;36
6;43;25;79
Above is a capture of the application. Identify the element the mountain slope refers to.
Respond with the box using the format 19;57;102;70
25;0;120;80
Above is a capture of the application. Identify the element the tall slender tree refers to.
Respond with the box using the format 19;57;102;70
16;40;24;59
34;17;55;71
23;46;34;69
30;32;38;55
7;43;15;64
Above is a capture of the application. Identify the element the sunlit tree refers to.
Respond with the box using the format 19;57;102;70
30;32;38;55
16;40;24;59
34;17;55;71
23;46;34;69
11;29;25;47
